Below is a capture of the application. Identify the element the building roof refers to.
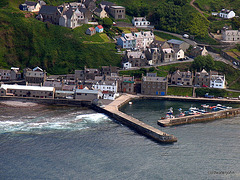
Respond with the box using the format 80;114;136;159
167;39;184;45
96;25;103;29
33;66;43;72
1;84;54;91
88;27;95;32
100;1;115;7
110;6;125;9
142;76;167;82
76;88;100;94
162;48;174;54
94;8;102;13
127;51;146;59
133;17;147;21
55;90;74;94
39;5;58;15
25;1;38;6
220;9;233;14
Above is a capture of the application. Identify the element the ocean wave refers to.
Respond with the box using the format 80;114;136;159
0;113;111;134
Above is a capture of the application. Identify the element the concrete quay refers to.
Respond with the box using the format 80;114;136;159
92;94;177;143
158;108;240;127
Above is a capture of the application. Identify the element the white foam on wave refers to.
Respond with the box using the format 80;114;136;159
0;113;110;134
75;113;110;123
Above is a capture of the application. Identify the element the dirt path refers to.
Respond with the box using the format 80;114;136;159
190;0;205;15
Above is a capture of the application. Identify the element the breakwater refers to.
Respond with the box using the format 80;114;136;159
92;94;177;143
158;108;240;127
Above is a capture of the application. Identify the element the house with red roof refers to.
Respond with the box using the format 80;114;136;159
86;27;96;36
95;25;104;33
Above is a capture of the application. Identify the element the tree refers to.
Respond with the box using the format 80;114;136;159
191;55;214;71
102;18;113;29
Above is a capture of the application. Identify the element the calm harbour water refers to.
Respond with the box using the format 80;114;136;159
0;99;240;180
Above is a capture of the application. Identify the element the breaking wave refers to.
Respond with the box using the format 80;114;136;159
0;113;111;134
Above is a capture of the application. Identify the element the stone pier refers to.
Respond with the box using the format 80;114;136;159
92;94;177;143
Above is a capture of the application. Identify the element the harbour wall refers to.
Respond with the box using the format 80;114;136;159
92;95;177;143
138;95;240;104
0;96;91;107
158;108;240;127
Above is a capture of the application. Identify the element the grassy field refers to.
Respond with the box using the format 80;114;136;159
167;86;193;96
153;31;182;41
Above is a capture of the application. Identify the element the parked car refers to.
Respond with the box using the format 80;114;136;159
177;83;183;86
183;34;189;38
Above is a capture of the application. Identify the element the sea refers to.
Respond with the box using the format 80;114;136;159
0;99;239;180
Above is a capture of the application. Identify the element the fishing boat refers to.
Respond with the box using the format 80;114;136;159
201;104;209;108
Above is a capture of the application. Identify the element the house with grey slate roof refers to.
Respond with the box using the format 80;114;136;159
59;7;80;28
167;39;190;52
38;5;61;24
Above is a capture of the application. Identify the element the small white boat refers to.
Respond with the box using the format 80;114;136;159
129;102;132;105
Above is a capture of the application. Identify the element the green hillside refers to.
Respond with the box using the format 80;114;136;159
0;0;121;74
105;0;209;38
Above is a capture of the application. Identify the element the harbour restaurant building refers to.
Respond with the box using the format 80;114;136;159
0;84;55;98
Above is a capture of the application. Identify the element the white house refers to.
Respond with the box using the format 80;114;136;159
174;49;184;60
92;81;119;100
117;31;154;50
123;62;132;69
132;17;150;27
219;9;235;19
210;75;226;89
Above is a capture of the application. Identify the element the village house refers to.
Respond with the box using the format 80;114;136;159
167;39;190;52
75;88;102;101
95;25;104;33
109;6;125;19
0;84;55;98
170;70;193;86
59;7;79;28
24;66;47;85
94;7;108;19
100;1;116;13
141;73;168;96
161;48;176;62
123;51;148;69
19;0;45;12
190;46;208;57
10;67;22;81
86;27;96;35
145;47;161;65
83;0;96;12
210;74;226;89
219;9;235;19
194;69;211;87
75;67;101;82
132;17;150;27
92;81;118;100
55;90;75;99
173;48;185;60
38;5;62;24
101;66;118;76
121;76;135;94
117;31;154;50
222;27;240;42
79;7;93;22
0;69;11;81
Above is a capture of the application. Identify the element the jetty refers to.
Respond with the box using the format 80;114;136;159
158;107;240;127
92;94;177;143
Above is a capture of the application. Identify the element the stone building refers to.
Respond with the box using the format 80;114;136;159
0;84;55;98
222;28;240;42
24;67;47;85
141;73;168;96
109;6;125;19
170;70;193;85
